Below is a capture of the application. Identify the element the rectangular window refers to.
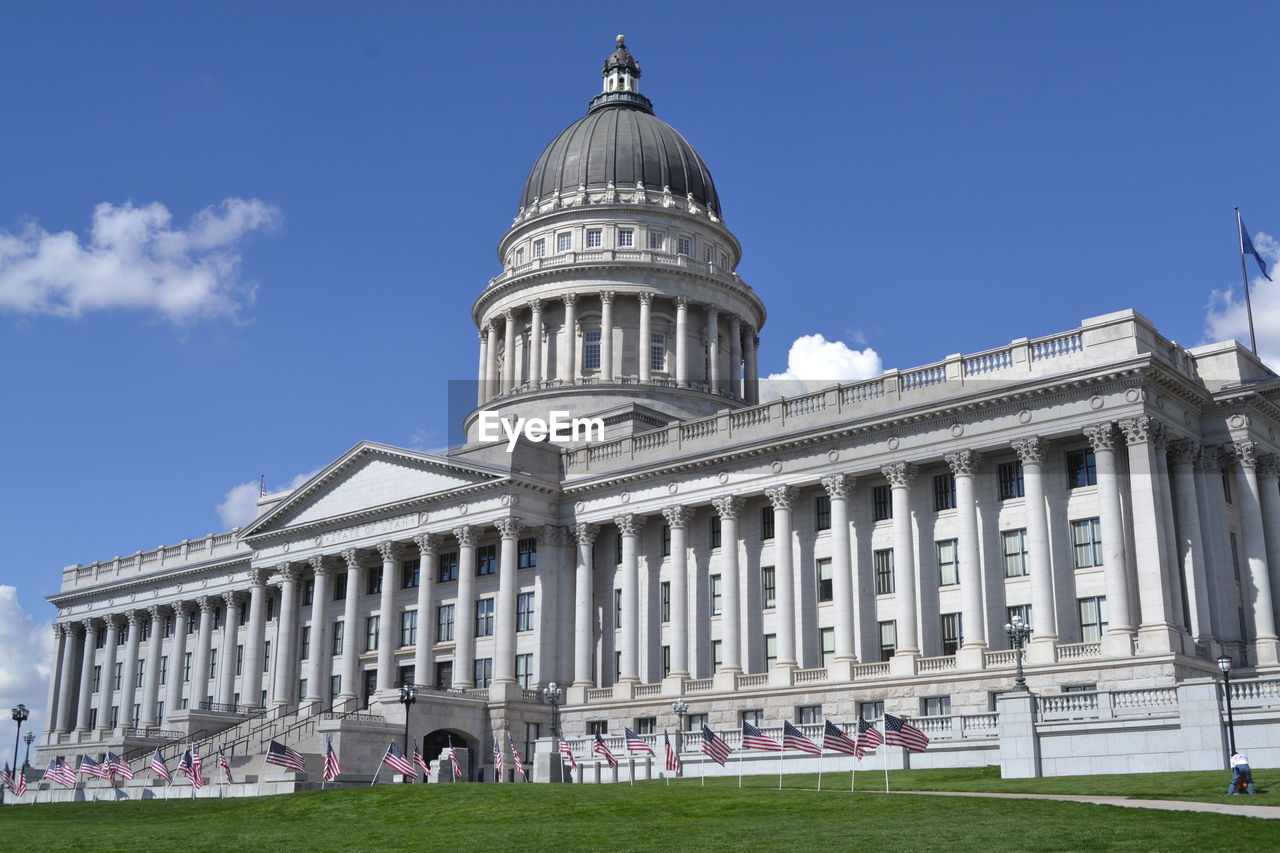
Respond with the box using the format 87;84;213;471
402;558;420;589
721;252;729;268
153;704;161;726
660;581;671;623
299;628;311;662
589;720;610;736
438;552;459;583
518;537;538;568
211;607;223;631
365;617;379;652
188;613;198;634
685;713;706;732
477;544;497;576
434;661;452;689
872;485;893;521
874;549;895;595
999;461;1025;499
135;659;145;688
1231;532;1242;582
436;605;455;642
617;228;634;248
473;658;493;689
710;516;721;549
710;574;723;616
142;661;151;690
301;580;314;608
331;622;344;656
762;566;776;609
367;568;382;596
557;232;572;252
879;621;897;661
933;472;956;511
515;653;533;689
815;495;831;530
937;539;959;586
208;648;217;680
860;700;884;720
533;238;545;258
797;705;822;725
635;716;657;735
161;619;172;640
704;245;715;263
940;613;962;656
110;706;119;728
711;639;723;673
514;247;524;266
583;330;602;370
400;611;416;647
1079;596;1108;643
661;645;671;677
677;236;692;256
923;696;952;717
329;674;341;700
820;626;835;667
614;588;623;630
1067;449;1097;488
586;229;602;248
648;231;665;250
1223;470;1233;504
517;592;536;632
179;656;188;684
333;573;347;601
1007;604;1032;630
1072;518;1103;568
265;638;274;670
235;645;243;676
1003;529;1029;577
475;599;494;637
650;333;666;372
661;524;671;557
816;558;833;602
761;506;775;540
615;533;623;566
764;634;777;670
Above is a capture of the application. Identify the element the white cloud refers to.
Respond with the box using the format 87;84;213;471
216;468;322;530
1204;231;1280;369
764;333;883;397
0;197;280;323
0;586;54;750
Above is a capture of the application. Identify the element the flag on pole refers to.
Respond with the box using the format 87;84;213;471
78;754;111;779
322;736;341;782
178;749;203;789
884;714;930;752
508;733;527;781
105;751;135;781
624;727;655;755
447;746;462;781
559;737;577;771
13;768;27;798
149;750;172;782
413;740;429;778
855;718;884;758
0;764;12;792
217;748;233;784
741;722;782;751
382;742;415;776
1240;212;1273;281
782;721;821;755
43;758;74;788
822;720;859;756
192;747;204;787
492;737;504;780
700;726;731;766
265;741;306;772
592;733;617;768
664;731;681;774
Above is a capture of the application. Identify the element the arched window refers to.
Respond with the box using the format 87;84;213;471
650;333;667;373
583;329;602;371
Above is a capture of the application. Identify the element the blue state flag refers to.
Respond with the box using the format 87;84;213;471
1240;215;1273;281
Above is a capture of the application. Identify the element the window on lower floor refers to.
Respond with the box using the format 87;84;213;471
365;617;379;652
820;626;835;667
397;665;414;688
235;645;242;676
93;664;102;693
761;505;775;541
518;538;537;569
815;495;831;530
300;628;310;661
517;592;535;632
923;696;951;717
402;558;420;589
400;611;416;647
1067;449;1097;488
764;634;777;670
762;566;776;609
874;549;894;594
367;568;382;596
710;575;722;616
711;640;723;674
686;713;706;732
816;558;833;602
435;661;453;689
1072;518;1102;568
589;719;610;735
477;545;496;576
635;716;657;735
438;552;458;583
937;539;959;586
614;651;622;680
940;612;962;656
1007;604;1032;633
859;700;884;720
710;516;721;549
515;653;533;689
331;622;344;657
1079;596;1108;643
873;485;892;521
524;722;540;765
1063;683;1098;693
879;621;896;661
660;581;670;623
473;657;493;688
110;706;119;728
475;599;494;637
207;649;217;680
933;472;956;511
797;705;822;725
999;460;1025;499
661;645;671;678
1003;529;1029;577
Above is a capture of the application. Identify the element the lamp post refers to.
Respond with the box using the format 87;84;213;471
23;731;33;771
1004;616;1032;692
543;682;563;782
10;705;28;785
1217;655;1237;759
398;685;417;782
671;699;688;777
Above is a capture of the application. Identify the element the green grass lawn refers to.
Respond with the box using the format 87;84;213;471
2;768;1275;852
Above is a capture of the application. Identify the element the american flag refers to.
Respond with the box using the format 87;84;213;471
43;758;75;787
782;720;821;755
823;720;859;756
413;740;429;778
741;722;782;751
322;736;341;782
78;754;111;780
700;726;731;766
383;742;415;776
592;733;617;767
664;731;680;774
559;737;577;770
266;740;306;772
177;749;201;789
12;768;27;797
492;738;504;780
447;746;462;781
105;751;134;780
508;734;526;781
0;763;12;792
149;750;172;782
855;718;884;758
884;714;930;753
624;727;654;755
217;748;233;784
192;747;204;788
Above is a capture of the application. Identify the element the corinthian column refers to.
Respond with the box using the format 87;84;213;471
376;543;401;692
304;560;330;705
97;615;121;731
339;552;364;703
728;314;742;400
706;306;719;391
242;570;269;706
485;321;499;400
502;308;517;394
1119;417;1180;654
614;513;646;681
744;328;759;404
1231;441;1280;664
163;605;188;717
882;463;921;656
661;506;690;678
599;291;615;381
494;518;523;687
529;299;544;388
710;498;742;673
1011;437;1057;652
55;624;78;734
76;620;97;731
272;565;301;707
638;293;653;383
1170;439;1213;647
476;330;489;407
764;486;798;667
413;534;442;691
453;527;478;689
572;523;599;688
218;592;243;707
561;294;578;383
188;598;214;711
943;452;984;661
141;606;164;725
675;297;689;387
1084;423;1135;656
117;611;143;727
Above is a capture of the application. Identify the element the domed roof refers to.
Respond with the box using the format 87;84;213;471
519;39;721;217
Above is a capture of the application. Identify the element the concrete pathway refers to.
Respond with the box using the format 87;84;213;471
894;789;1280;820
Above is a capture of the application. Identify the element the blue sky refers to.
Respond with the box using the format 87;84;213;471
2;2;1279;727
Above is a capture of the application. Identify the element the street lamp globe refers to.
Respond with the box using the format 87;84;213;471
1217;655;1232;674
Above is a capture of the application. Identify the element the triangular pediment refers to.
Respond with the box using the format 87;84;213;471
244;442;506;537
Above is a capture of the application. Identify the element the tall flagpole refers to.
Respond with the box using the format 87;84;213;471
1237;207;1259;355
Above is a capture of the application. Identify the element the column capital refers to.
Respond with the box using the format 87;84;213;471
494;517;524;540
247;567;269;587
710;496;744;520
196;596;216;614
1118;415;1166;446
944;450;981;477
1198;444;1227;473
81;617;99;634
125;609;144;628
573;522;600;546
273;564;301;584
1232;439;1261;469
613;513;647;536
341;548;366;571
820;473;855;499
504;307;517;322
599;290;615;305
413;532;445;556
637;291;653;306
221;590;245;609
452;525;477;547
660;505;690;529
535;524;571;548
1166;437;1201;466
562;292;578;307
675;296;689;308
1083;422;1118;453
1258;453;1280;479
528;298;544;313
1011;436;1047;465
881;462;918;487
307;554;334;576
169;602;188;621
376;541;403;563
764;484;797;510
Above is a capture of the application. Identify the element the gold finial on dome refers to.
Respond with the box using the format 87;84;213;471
617;34;625;46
